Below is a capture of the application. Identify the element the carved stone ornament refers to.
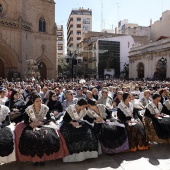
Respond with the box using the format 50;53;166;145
0;0;8;17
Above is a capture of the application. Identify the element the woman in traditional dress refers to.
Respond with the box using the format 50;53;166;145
5;89;26;124
130;92;145;121
60;98;99;162
161;98;170;115
117;93;149;151
144;93;170;144
113;91;123;109
0;104;16;164
0;87;8;105
85;99;128;154
15;94;69;165
159;88;168;105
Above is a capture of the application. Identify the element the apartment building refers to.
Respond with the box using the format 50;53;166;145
117;19;150;40
57;25;65;57
67;7;92;50
56;25;66;77
77;31;149;78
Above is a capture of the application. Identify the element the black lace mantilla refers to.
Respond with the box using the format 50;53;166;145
60;122;98;154
152;117;170;139
19;126;60;158
94;123;127;149
0;127;14;157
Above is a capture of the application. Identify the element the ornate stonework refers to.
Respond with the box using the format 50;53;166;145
129;38;170;79
0;0;57;79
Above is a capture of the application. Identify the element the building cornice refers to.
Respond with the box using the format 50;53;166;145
0;17;32;32
129;38;170;57
41;0;55;4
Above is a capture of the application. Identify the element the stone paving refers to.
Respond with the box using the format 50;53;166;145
1;144;170;170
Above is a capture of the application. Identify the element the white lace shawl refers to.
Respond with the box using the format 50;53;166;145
146;102;162;115
87;104;107;119
164;100;170;110
140;97;151;107
66;104;87;121
0;105;10;122
25;104;49;122
98;97;113;110
118;101;133;117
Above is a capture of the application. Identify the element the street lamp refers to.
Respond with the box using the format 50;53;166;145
160;57;167;64
158;57;167;80
66;51;78;80
123;63;129;79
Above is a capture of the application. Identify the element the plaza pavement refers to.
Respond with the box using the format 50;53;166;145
1;144;170;170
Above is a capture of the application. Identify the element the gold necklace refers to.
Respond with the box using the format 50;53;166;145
33;105;41;115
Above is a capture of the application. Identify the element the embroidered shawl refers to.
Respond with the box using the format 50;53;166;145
118;101;133;117
164;100;170;110
25;104;49;122
140;97;151;107
66;104;87;121
87;104;107;119
98;97;113;110
146;102;162;115
0;105;10;122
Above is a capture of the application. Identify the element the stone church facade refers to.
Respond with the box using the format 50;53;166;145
0;0;57;80
129;10;170;80
129;38;170;79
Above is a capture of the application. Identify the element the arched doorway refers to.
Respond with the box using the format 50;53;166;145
155;58;167;79
0;58;5;78
137;63;144;78
39;62;47;80
0;42;18;79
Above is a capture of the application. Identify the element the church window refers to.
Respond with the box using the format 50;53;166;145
0;4;3;13
39;17;46;32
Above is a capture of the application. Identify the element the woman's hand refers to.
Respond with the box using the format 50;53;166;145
29;122;35;128
13;108;19;112
161;113;166;117
106;119;110;123
155;113;161;118
36;121;43;126
70;121;79;127
94;117;103;123
30;121;44;128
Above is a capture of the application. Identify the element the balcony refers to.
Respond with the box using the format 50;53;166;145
57;32;63;36
57;41;63;45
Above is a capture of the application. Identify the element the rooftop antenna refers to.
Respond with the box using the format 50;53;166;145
77;2;79;8
117;3;119;23
101;0;104;31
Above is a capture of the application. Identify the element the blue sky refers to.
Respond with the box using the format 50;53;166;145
55;0;170;48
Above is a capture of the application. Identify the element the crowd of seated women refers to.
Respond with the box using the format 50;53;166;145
0;79;170;166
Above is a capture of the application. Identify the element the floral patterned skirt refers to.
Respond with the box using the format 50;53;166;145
125;120;149;151
143;116;170;144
